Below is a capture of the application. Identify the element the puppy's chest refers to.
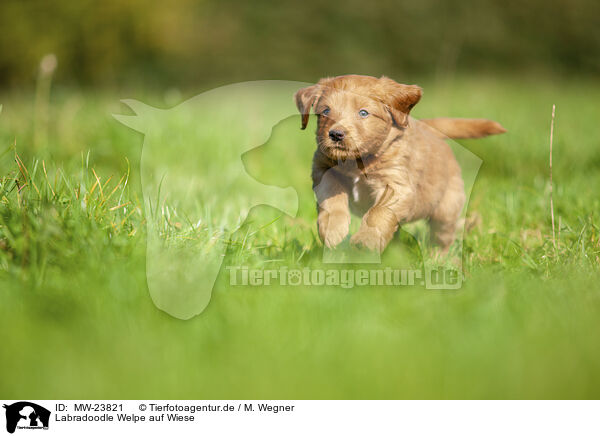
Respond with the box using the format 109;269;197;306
340;161;407;212
336;163;380;192
350;175;366;203
341;168;379;211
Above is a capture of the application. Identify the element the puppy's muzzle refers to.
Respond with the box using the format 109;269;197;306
329;129;345;142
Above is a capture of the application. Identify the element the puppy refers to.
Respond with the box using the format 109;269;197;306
294;74;505;253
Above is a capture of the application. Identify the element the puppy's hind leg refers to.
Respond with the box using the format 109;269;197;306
429;176;465;253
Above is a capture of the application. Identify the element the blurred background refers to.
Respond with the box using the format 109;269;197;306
1;0;600;399
1;0;598;90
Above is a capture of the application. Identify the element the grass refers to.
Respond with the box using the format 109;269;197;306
1;75;599;398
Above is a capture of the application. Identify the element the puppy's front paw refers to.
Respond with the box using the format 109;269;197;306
318;210;350;248
350;227;385;253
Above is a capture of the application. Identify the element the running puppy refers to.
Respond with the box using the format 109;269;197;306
294;74;505;253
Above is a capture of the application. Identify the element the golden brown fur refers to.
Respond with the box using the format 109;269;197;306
294;74;505;253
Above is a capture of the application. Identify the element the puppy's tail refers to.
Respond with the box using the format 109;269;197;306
420;118;506;139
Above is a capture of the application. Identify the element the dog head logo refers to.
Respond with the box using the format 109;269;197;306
114;81;302;320
114;79;495;318
3;402;50;434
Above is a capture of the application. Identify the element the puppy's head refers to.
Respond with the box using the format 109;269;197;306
294;75;422;160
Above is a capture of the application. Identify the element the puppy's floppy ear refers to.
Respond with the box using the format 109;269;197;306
379;77;422;128
294;85;321;130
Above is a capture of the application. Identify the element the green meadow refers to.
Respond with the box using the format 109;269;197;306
1;75;599;398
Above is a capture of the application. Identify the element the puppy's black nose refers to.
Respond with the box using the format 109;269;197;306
329;129;345;142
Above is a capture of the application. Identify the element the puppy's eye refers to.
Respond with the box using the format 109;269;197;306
322;108;330;116
358;109;369;118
